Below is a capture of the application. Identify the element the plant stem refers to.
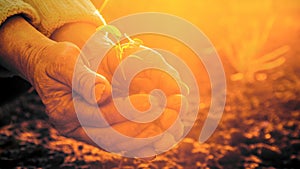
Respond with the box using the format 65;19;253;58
98;0;110;13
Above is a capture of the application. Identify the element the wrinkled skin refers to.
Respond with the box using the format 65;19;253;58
51;23;186;156
0;17;186;157
30;42;111;142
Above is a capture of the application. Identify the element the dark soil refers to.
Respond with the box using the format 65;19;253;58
1;10;300;168
0;61;299;169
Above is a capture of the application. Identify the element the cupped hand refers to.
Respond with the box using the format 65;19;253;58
29;41;184;158
49;23;188;157
75;33;189;157
0;16;188;158
30;42;111;141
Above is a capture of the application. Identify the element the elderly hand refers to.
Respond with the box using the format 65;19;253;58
0;11;192;160
51;20;189;157
66;30;189;157
35;41;185;157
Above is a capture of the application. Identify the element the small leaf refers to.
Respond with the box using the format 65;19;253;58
128;55;143;60
133;38;143;46
258;57;286;71
255;45;290;65
97;25;122;39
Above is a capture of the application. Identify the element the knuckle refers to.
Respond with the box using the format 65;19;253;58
46;100;79;137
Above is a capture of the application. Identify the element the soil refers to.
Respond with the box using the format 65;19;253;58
1;8;300;168
0;59;299;169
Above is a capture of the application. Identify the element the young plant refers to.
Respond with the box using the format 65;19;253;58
84;5;144;80
94;8;190;95
96;24;144;79
218;0;290;83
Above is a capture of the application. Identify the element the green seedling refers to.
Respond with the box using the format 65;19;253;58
87;5;190;96
97;24;144;79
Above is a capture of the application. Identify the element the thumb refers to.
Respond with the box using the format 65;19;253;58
46;42;111;104
73;62;111;104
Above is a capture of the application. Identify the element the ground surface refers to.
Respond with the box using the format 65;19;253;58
0;59;299;169
1;5;300;168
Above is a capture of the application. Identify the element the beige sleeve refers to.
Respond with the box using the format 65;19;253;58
0;0;40;26
23;0;102;37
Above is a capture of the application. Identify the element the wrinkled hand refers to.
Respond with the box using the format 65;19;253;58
49;24;187;157
29;42;111;141
0;16;187;158
27;40;184;158
73;32;189;157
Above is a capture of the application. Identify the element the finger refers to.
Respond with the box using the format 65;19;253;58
107;123;163;153
166;94;193;132
167;94;188;112
46;42;111;104
45;90;79;134
127;146;156;159
73;96;109;128
157;94;187;140
110;121;161;138
157;108;178;130
73;57;111;104
61;125;98;147
157;109;184;141
129;69;180;96
45;93;98;147
74;93;162;128
74;96;128;127
153;132;176;154
83;124;162;153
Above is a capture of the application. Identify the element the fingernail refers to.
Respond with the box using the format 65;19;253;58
95;82;111;104
95;83;105;103
140;155;157;161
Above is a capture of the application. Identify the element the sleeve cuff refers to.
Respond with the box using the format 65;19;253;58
23;0;102;37
0;0;40;27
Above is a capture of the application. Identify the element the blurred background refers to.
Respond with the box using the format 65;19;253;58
0;0;299;168
101;0;299;82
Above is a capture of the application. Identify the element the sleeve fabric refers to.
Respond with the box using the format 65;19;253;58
0;0;40;78
23;0;102;37
0;0;40;27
